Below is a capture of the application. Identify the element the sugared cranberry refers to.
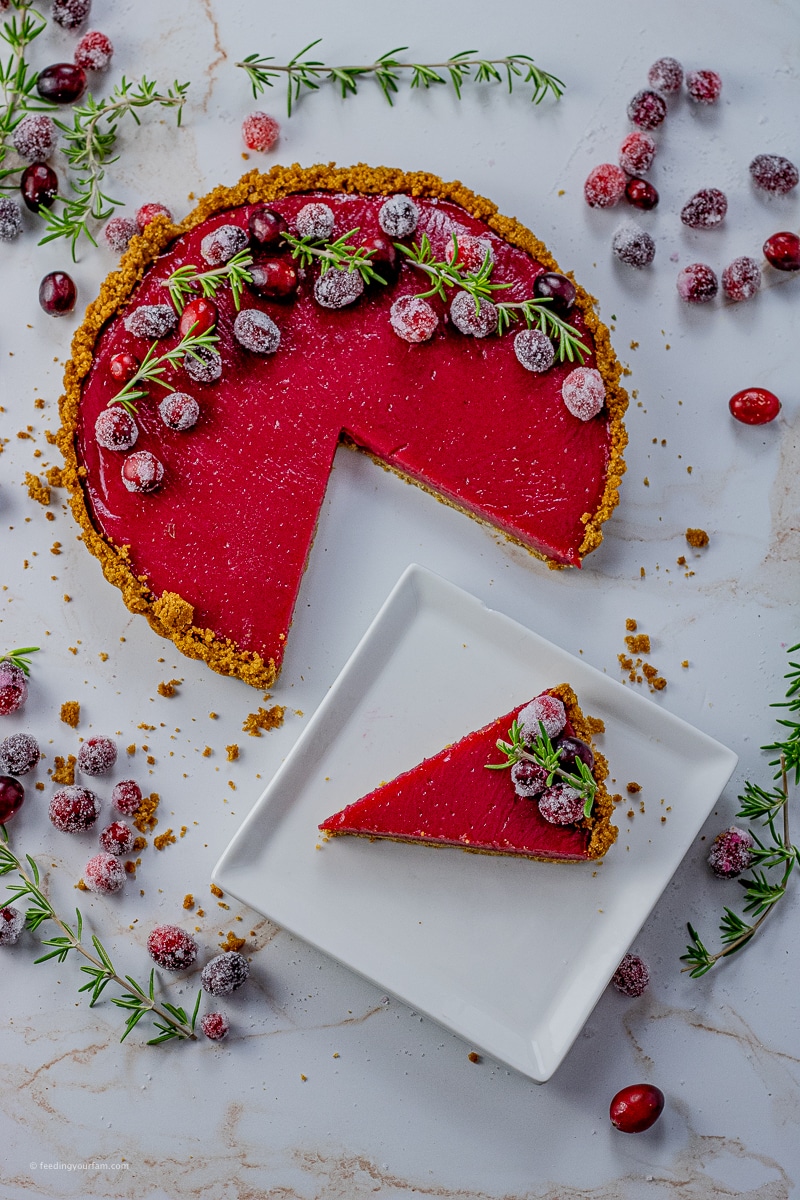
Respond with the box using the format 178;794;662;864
676;262;718;303
378;194;419;239
112;779;142;816
124;304;177;340
513;328;555;374
686;69;722;105
77;735;117;776
49;785;99;833
359;233;398;281
0;661;27;715
11;114;57;161
532;272;576;317
707;825;755;875
749;153;798;195
201;1011;229;1040
95;407;138;452
99;821;134;856
247;205;287;248
242;111;280;152
450;292;497;338
147;924;198;970
618;131;656;176
625;177;658;210
389;295;439;343
121;450;164;494
612;952;650;997
52;0;91;29
445;233;493;274
201;951;250;996
39;271;77;316
74;30;113;72
0;733;40;775
248;259;299;299
200;223;248;266
103;216;137;253
21;163;58;212
295;202;334;241
84;851;126;894
314;268;364;310
108;351;140;383
721;257;761;303
539;783;585;826
561;366;606;420
610;1084;665;1133
626;89;667;130
612;221;656;268
233;308;281;354
36;63;86;105
510;759;548;799
184;345;222;383
584;163;627;209
0;776;25;823
763;231;800;271
0;197;22;242
647;56;683;94
728;387;781;426
554;736;595;774
136;202;172;231
179;296;218;338
0;906;24;946
518;694;566;741
680;188;727;229
159;391;200;431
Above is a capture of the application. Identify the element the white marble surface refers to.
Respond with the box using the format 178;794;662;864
0;0;798;1195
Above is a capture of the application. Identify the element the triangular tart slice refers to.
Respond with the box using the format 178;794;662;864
319;684;617;862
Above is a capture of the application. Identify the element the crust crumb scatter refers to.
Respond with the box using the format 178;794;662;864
226;744;239;762
242;704;285;736
685;527;709;548
157;678;182;697
618;620;666;692
52;754;77;785
152;591;194;634
219;931;245;952
210;883;224;898
60;701;80;728
133;792;160;833
24;472;50;506
153;828;176;850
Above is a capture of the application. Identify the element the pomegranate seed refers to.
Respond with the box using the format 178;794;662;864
201;951;250;995
513;328;555;374
626;89;667;130
103;216;137;253
0;661;27;715
179;296;218;338
686;69;722;105
584;163;627;209
49;785;100;833
11;114;56;161
248;258;299;299
52;0;91;30
359;232;398;280
39;271;77;316
99;820;134;856
449;292;498;338
721;256;761;302
121;450;164;494
0;196;22;242
728;387;781;426
532;272;576;317
242;111;280;152
749;153;798;195
610;1084;665;1133
74;30;113;72
625;177;658;210
707;825;755;875
538;783;585;826
0;776;25;822
36;63;86;105
247;205;287;248
84;851;126;894
0;906;25;946
159;391;200;431
647;56;683;94
77;735;117;776
21;162;58;212
680;188;727;229
676;262;718;303
389;295;439;343
612;222;656;268
112;779;142;815
0;733;40;775
763;231;800;271
561;366;606;420
618;131;656;176
136;202;172;232
108;351;140;383
611;953;650;997
147;924;198;970
201;1011;230;1040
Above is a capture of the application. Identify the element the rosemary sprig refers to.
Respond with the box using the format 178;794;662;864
237;42;565;116
0;829;199;1044
0;2;54;188
282;227;386;284
107;326;219;415
164;250;255;313
495;298;589;363
487;718;597;817
0;645;39;674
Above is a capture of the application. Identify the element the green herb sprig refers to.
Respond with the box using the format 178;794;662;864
108;326;219;415
282;226;387;284
0;829;200;1044
237;41;564;116
0;3;53;188
0;645;39;674
487;718;597;817
164;250;255;313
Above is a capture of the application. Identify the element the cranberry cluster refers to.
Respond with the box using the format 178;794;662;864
509;693;596;827
147;929;250;1040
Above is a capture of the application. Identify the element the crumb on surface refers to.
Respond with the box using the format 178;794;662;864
626;781;642;794
625;633;650;655
226;744;239;762
133;792;159;833
153;828;176;850
625;618;637;631
24;472;50;506
52;754;77;785
468;1051;481;1064
60;701;80;728
157;678;182;698
242;704;286;736
686;527;709;548
219;930;246;952
210;883;224;898
202;746;212;757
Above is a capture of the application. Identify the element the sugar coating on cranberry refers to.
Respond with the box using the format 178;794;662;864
233;308;281;353
513;328;555;374
539;783;585;826
518;694;566;742
612;221;656;268
562;367;606;421
184;345;222;383
201;951;250;996
121;450;165;494
11;114;57;161
112;779;142;816
686;69;722;105
612;952;650;997
99;820;135;856
159;391;200;431
0;905;24;946
49;785;100;833
378;194;419;239
680;188;727;229
52;0;91;29
0;661;27;714
136;202;172;232
74;30;113;71
124;304;177;340
446;233;494;273
294;202;334;241
450;292;498;338
84;851;126;894
0;733;40;775
95;407;138;452
749;153;798;195
647;56;683;94
103;216;137;253
200;223;248;266
201;1011;230;1041
510;759;549;799
314;268;364;310
241;110;280;152
627;89;667;130
147;924;198;970
584;163;627;209
389;295;439;343
677;262;718;303
618;131;656;176
0;196;23;242
78;736;117;776
708;825;754;878
722;256;761;302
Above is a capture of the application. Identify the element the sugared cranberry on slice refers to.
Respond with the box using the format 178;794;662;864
248;205;287;248
184;345;222;383
532;272;576;317
539;784;585;826
647;56;683;94
201;1011;230;1040
49;785;99;833
378;194;419;239
11;114;56;161
618;131;657;176
124;304;177;339
233;308;281;353
21;163;58;212
610;1084;665;1133
728;387;781;426
178;296;218;338
562;366;606;420
0;196;22;242
103;216;138;253
201;951;250;996
0;776;25;823
112;779;142;816
749;153;798;195
554;736;595;774
295;202;334;241
676;263;718;303
518;694;566;741
36;63;87;105
84;851;126;894
0;733;40;775
95;407;138;452
136;202;172;232
0;661;27;715
52;0;91;30
74;30;114;72
686;69;722;105
445;233;494;274
625;177;658;210
680;188;727;229
510;759;548;799
612;952;650;997
612;221;656;268
159;391;200;431
450;292;498;338
359;233;398;282
389;295;439;344
626;89;667;130
99;820;135;856
121;450;164;494
584;163;627;209
0;906;24;946
200;223;248;266
707;825;755;875
513;328;555;374
721;256;761;302
108;351;139;383
248;259;299;299
39;271;77;316
314;268;364;310
147;924;198;970
242;111;280;152
763;231;800;271
77;736;117;776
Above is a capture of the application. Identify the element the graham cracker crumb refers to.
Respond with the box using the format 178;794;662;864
202;746;212;757
226;744;239;762
151;591;194;634
242;704;285;736
468;1052;481;1064
157;678;182;697
133;792;160;833
626;781;642;794
625;634;650;655
210;883;223;898
52;754;77;785
686;527;709;548
153;828;176;850
50;541;61;555
625;618;637;631
219;931;245;953
60;701;80;728
24;472;50;506
127;743;136;755
183;894;195;910
132;836;147;851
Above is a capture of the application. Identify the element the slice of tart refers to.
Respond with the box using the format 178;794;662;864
319;684;617;862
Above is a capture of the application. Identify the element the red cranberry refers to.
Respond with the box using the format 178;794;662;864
36;63;86;104
538;783;585;826
39;271;77;316
763;231;800;272
444;233;493;274
52;0;91;30
0;197;22;242
95;407;138;452
610;1084;665;1133
49;785;99;833
510;759;548;798
99;820;135;856
103;216;137;253
0;776;25;823
201;1011;230;1040
84;852;126;894
721;257;761;303
77;735;117;776
249;258;299;299
179;296;218;338
625;177;658;210
561;367;606;421
360;232;398;281
533;272;576;317
147;924;198;970
201;951;250;996
0;733;40;775
611;953;650;997
626;89;667;130
612;222;656;268
749;153;798;195
686;69;722;105
513;329;555;374
248;205;287;248
241;111;280;152
74;30;113;72
20;162;58;212
11;114;56;161
0;661;27;715
121;450;164;494
136;202;172;232
618;131;656;176
112;779;142;816
680;188;727;229
108;351;140;383
676;263;718;303
584;163;627;209
159;391;200;431
707;824;755;875
647;56;683;94
389;295;439;344
554;736;595;774
728;387;781;426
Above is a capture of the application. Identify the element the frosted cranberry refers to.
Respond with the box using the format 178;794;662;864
103;216;137;253
584;163;627;209
618;131;656;176
0;776;25;822
0;733;39;775
74;30;113;72
389;295;439;343
36;63;86;104
445;233;493;274
513;328;555;374
359;233;398;281
721;257;761;303
49;785;99;833
610;1084;664;1132
11;114;56;160
314;268;364;310
532;272;576;317
249;259;299;299
561;367;606;420
201;951;250;996
0;906;24;946
625;178;658;210
680;188;727;229
242;111;280;152
611;952;650;997
763;231;800;271
84;851;126;894
121;450;164;494
159;391;199;431
201;1011;229;1040
707;825;754;875
233;308;281;353
518;694;566;741
729;388;781;426
200;223;248;266
248;205;287;248
0;196;22;242
147;924;198;970
378;194;419;239
39;271;77;316
52;0;91;29
95;407;138;452
295;202;334;241
626;89;667;130
676;263;718;303
539;783;585;826
510;759;548;799
686;69;722;105
612;222;656;268
184;345;221;383
749;153;798;195
179;296;218;338
554;736;595;774
21;163;58;212
99;821;134;856
77;736;117;776
124;304;177;340
450;292;497;338
108;351;139;383
647;56;683;94
112;779;142;816
0;661;27;715
136;202;172;231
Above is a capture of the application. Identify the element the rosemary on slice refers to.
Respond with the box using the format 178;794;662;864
487;718;597;817
164;249;255;313
108;326;219;415
0;645;39;674
282;227;386;284
0;4;54;188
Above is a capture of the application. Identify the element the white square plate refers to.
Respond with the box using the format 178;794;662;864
213;565;737;1081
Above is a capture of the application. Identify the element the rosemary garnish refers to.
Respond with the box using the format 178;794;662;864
0;2;53;188
164;249;255;313
487;719;597;817
681;643;800;977
108;326;219;415
282;227;386;284
0;829;200;1044
237;41;565;116
0;645;39;674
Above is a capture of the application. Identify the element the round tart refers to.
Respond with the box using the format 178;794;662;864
59;164;628;688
